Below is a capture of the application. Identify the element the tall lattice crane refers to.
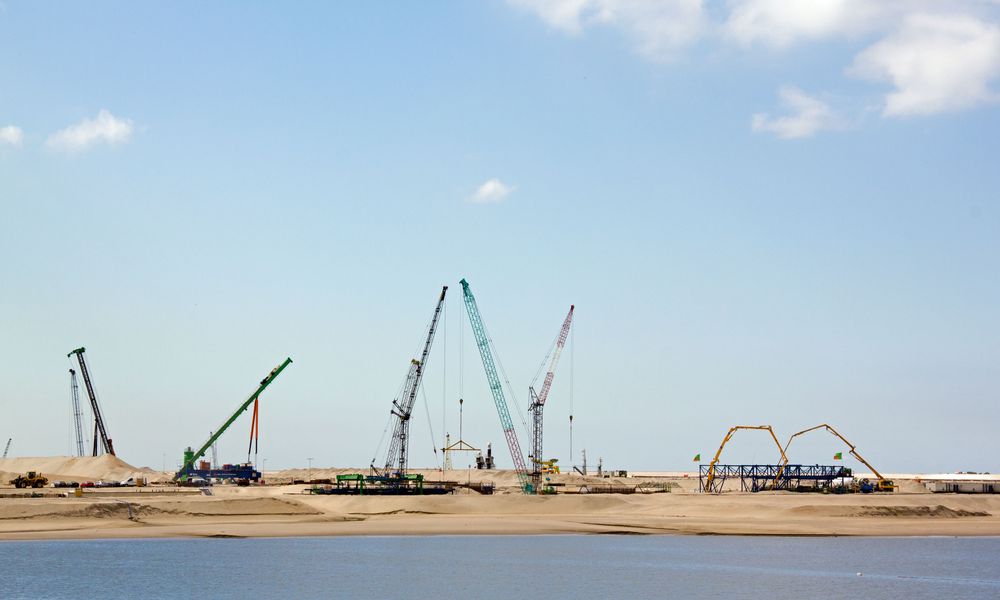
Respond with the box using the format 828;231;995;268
377;286;448;478
460;279;532;494
528;305;574;491
2;438;11;459
67;347;115;456
69;369;86;457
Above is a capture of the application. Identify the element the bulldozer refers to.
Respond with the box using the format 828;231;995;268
10;471;48;489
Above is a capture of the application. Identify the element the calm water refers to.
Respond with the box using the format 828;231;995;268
1;535;998;599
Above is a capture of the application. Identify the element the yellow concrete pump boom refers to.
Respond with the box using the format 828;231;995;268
703;425;786;493
774;423;893;491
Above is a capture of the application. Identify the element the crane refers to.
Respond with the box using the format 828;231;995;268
376;286;448;479
460;279;533;494
175;357;292;481
702;425;786;493
528;305;574;492
2;438;11;459
67;347;115;456
69;369;86;457
774;423;895;492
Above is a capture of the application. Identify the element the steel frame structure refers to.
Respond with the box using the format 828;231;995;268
699;463;851;493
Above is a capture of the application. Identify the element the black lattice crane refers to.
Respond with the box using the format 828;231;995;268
376;286;448;478
67;347;115;456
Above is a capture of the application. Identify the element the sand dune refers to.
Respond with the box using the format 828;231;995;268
0;455;155;484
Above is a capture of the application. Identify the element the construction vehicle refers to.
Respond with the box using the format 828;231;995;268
10;471;48;488
536;458;560;474
174;358;292;482
67;347;115;456
702;425;786;493
372;286;448;484
2;438;10;459
528;305;574;493
460;279;533;494
776;423;895;493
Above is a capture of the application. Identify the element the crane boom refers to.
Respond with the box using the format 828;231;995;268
460;279;532;494
702;425;786;493
67;348;115;456
529;305;574;490
69;369;86;457
379;286;447;478
774;423;892;491
175;357;292;480
2;438;10;459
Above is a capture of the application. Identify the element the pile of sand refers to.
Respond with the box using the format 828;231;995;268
0;455;154;484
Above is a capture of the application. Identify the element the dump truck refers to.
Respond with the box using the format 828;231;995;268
10;471;48;488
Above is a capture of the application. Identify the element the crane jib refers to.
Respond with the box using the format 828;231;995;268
176;357;292;479
460;279;532;494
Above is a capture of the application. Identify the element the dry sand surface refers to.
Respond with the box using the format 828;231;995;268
2;457;999;540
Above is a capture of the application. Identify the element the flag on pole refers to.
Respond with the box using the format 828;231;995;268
833;452;843;460
693;454;701;462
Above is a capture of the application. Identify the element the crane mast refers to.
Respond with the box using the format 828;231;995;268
379;286;448;478
67;348;115;456
529;305;574;490
460;279;533;494
69;369;86;457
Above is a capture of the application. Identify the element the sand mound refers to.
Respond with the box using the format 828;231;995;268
0;455;151;483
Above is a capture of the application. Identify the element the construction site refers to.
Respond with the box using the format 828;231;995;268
2;278;1000;540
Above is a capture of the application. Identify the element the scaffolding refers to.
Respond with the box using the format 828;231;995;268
699;464;851;493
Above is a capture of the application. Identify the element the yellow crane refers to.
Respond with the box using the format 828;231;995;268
703;425;786;493
773;423;895;492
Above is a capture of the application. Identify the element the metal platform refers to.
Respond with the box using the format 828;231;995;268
309;473;453;496
699;464;851;493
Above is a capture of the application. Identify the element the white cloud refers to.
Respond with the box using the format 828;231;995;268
46;109;134;152
752;86;841;139
508;0;592;33
849;13;1000;116
469;178;514;204
724;0;890;48
0;125;23;147
509;0;706;61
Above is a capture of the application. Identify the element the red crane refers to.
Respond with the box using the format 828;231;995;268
529;305;574;490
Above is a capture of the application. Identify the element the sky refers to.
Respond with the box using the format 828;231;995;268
1;1;998;474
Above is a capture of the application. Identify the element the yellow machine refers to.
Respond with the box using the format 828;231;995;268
703;425;786;493
536;458;560;474
774;424;895;493
10;471;48;489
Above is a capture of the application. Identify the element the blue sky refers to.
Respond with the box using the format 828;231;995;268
1;1;998;473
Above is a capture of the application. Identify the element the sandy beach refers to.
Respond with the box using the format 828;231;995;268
2;457;999;541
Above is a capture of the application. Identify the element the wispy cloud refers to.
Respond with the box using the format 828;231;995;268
849;13;1000;116
724;0;891;48
509;0;705;61
752;86;842;139
469;178;514;204
46;110;134;152
0;125;23;147
509;1;1000;130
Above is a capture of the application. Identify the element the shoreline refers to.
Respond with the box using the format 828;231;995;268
2;486;999;541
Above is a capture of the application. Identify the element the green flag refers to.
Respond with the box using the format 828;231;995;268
834;452;843;460
693;453;701;462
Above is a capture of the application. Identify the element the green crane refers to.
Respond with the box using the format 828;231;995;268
174;357;292;481
460;279;533;494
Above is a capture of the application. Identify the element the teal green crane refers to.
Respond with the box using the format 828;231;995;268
460;279;533;494
175;357;292;481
